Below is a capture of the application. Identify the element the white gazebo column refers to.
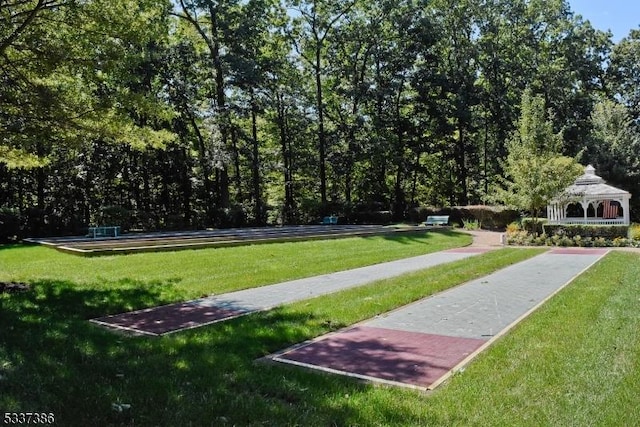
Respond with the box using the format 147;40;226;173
623;195;631;225
581;200;588;222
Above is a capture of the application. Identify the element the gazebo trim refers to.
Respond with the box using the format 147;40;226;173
547;165;631;226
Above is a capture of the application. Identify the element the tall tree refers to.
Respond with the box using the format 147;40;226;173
495;90;583;222
608;29;640;119
586;99;640;218
288;0;356;209
171;0;240;213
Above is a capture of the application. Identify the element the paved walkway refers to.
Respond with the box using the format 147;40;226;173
268;248;608;390
91;247;490;335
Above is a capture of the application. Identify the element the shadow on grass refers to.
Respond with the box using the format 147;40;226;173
0;243;37;251
378;229;468;244
0;280;434;426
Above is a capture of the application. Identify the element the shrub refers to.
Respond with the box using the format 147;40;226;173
349;210;392;225
462;219;480;230
506;225;639;248
411;205;520;230
96;205;132;230
407;206;441;223
629;223;640;241
521;218;547;235
454;205;520;230
0;207;22;241
506;222;521;234
543;224;628;240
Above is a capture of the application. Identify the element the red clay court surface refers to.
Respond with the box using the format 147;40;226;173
91;302;251;335
271;326;486;389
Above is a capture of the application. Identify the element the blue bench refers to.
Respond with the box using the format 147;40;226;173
88;226;121;238
424;215;449;226
321;216;338;225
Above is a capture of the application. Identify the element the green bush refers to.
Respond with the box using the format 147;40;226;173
95;205;132;231
0;207;22;241
348;210;392;224
543;224;628;240
453;205;520;230
410;205;519;230
505;222;640;248
462;219;480;230
521;218;547;235
407;206;441;223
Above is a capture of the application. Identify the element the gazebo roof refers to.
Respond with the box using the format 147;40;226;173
563;165;630;198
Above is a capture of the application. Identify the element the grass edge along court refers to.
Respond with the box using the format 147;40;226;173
1;236;638;425
1;230;469;301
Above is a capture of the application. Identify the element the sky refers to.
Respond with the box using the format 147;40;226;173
568;0;640;42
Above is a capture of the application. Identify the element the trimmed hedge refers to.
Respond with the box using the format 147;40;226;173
543;224;629;240
409;205;519;230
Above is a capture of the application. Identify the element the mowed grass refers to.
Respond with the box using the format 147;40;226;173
1;234;638;426
419;250;640;427
0;230;469;303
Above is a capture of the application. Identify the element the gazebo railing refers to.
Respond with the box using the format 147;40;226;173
548;218;626;225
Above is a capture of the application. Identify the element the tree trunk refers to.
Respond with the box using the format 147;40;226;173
250;91;263;224
187;113;214;224
315;47;328;208
277;92;294;224
207;2;230;210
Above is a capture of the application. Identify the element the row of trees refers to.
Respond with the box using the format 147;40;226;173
1;0;639;237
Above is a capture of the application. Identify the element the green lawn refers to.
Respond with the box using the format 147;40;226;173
0;230;470;303
1;235;638;426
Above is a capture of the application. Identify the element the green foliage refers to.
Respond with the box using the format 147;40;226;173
543;224;629;240
0;207;22;241
521;217;547;234
586;98;640;221
94;206;132;230
462;218;480;230
0;0;633;235
410;205;519;230
608;29;640;118
506;224;640;247
494;90;584;219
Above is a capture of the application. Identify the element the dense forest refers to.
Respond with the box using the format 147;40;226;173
1;0;639;237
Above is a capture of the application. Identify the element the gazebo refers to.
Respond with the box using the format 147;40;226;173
547;165;631;225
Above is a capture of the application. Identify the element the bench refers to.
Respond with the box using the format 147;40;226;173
424;215;449;226
320;216;338;225
88;226;121;238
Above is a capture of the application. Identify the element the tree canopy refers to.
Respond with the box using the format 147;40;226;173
1;0;639;237
495;90;584;220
